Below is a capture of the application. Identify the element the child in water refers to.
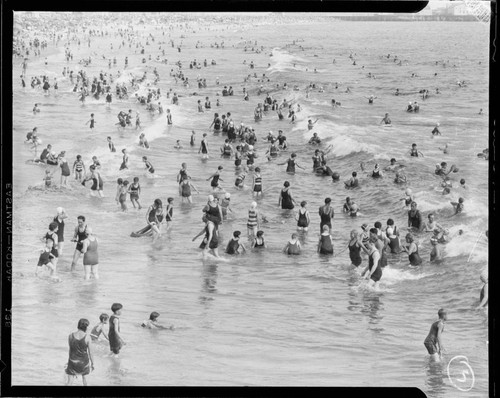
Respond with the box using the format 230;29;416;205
36;238;57;277
141;312;173;330
90;314;109;341
107;136;116;152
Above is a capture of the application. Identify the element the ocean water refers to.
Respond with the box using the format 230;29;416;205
11;14;489;396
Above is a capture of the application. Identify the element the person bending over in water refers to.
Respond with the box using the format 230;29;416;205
90;314;109;342
192;216;220;258
423;309;447;361
142;156;155;174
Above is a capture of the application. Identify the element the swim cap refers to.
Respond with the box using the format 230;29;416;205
361;223;368;231
208;195;214;201
248;145;253;150
386;227;394;237
57;207;64;214
331;172;340;181
225;193;231;199
85;226;93;235
251;201;257;208
405;188;412;195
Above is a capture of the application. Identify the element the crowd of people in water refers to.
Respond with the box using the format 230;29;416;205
15;14;489;386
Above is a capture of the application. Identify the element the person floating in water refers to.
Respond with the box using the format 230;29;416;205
423;309;447;361
141;312;173;330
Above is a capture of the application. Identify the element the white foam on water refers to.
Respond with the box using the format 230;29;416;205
267;48;310;74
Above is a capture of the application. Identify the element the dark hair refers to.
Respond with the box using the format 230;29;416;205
154;199;163;208
76;155;82;160
300;201;307;207
369;228;378;235
256;230;264;237
255;167;260;172
123;180;129;186
218;165;223;170
149;311;160;320
49;222;58;231
117;178;123;184
77;215;85;222
284;181;290;187
111;303;123;313
77;318;90;332
352;171;357;177
167;197;174;203
134;177;139;182
374;221;382;229
99;313;109;322
233;230;241;238
390;158;396;162
387;218;394;226
325;197;331;204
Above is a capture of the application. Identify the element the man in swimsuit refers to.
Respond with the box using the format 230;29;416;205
380;113;391;125
70;216;88;271
344;171;359;188
408;201;424;231
424;309;447;361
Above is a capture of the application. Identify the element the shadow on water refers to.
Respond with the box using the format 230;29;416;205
360;293;384;328
423;356;448;398
199;263;218;305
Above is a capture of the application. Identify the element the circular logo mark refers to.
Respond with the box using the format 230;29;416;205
447;355;475;392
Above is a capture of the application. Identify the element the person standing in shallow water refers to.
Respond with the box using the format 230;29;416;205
65;318;94;386
81;226;99;280
278;181;296;210
318;197;335;233
108;303;125;356
424;309;447;361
